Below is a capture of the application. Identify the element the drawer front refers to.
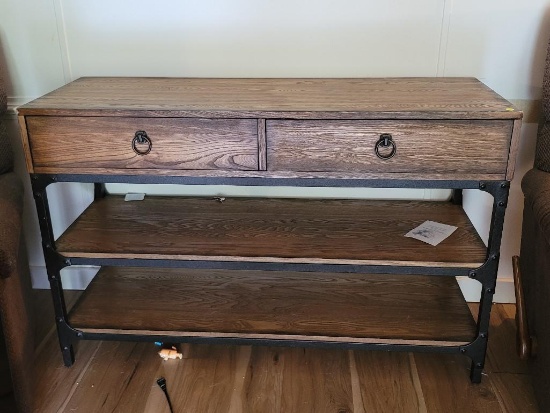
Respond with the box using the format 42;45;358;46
266;120;513;175
26;117;259;171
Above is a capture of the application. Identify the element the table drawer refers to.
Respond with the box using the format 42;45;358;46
266;120;513;175
26;117;259;172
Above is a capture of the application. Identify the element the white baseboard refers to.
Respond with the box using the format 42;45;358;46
457;276;515;303
30;265;99;290
30;265;517;303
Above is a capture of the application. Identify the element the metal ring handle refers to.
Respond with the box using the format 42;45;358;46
132;131;152;155
375;134;396;160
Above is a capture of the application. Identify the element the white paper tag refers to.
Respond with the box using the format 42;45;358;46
405;220;458;246
124;193;145;201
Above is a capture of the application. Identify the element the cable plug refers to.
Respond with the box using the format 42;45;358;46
157;377;167;392
156;377;174;413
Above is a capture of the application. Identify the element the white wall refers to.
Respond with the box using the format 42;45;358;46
1;0;549;301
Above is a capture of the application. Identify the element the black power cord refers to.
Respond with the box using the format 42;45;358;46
156;377;175;413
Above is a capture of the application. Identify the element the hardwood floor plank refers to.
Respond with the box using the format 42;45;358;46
282;348;353;413
352;351;421;412
143;344;187;413
158;344;241;413
349;350;366;413
469;303;529;374
243;347;353;413
486;305;529;374
413;353;502;413
227;346;252;413
408;353;428;413
32;289;81;349
56;196;486;267
242;347;285;412
62;341;165;413
500;304;517;319
32;339;100;413
490;373;539;413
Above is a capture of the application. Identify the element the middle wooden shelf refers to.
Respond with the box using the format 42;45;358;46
55;196;487;268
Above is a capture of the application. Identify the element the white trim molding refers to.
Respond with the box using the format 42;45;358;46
7;96;34;114
52;0;73;83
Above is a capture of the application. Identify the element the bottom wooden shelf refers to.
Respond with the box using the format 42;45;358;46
68;267;476;346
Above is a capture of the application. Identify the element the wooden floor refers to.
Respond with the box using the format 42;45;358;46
1;291;540;413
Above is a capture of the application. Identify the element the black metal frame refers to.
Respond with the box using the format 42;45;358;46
30;173;509;383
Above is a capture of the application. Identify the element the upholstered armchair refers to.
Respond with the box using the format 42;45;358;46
517;40;550;413
0;69;34;411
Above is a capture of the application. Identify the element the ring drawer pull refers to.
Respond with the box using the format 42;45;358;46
132;130;152;155
375;133;396;160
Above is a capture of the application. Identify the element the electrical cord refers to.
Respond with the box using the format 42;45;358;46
156;377;175;413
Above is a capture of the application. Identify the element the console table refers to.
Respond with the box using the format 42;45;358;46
17;78;522;383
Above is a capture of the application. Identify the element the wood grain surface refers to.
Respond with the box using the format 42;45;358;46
244;347;354;413
467;304;539;413
68;267;476;344
155;344;243;413
352;351;422;412
414;353;503;413
56;196;487;267
29;165;510;181
490;373;539;413
17;116;34;173
506;118;523;180
258;119;267;171
267;119;512;175
26;116;258;171
19;78;520;177
481;304;530;375
12;76;530;412
18;77;522;120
